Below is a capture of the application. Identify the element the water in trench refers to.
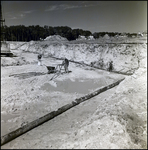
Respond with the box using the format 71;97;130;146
40;78;110;94
1;113;20;136
1;77;115;137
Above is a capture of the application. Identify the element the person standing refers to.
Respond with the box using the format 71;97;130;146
62;58;69;73
108;61;113;72
37;54;42;66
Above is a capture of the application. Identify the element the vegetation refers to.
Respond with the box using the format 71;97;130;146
1;25;139;42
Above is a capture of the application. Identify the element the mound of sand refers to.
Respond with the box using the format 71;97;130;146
44;35;68;41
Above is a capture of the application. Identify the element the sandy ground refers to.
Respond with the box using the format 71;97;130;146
1;37;147;149
1;51;125;136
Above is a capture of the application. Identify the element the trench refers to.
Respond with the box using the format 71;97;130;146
1;77;125;146
47;55;134;75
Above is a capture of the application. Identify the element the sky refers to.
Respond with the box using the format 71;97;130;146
1;1;147;33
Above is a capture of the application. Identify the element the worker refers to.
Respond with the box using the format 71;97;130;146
62;58;69;73
37;54;42;66
108;61;113;72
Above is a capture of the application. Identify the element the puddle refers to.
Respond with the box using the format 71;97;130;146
1;122;19;136
1;113;20;122
40;78;108;94
1;113;20;136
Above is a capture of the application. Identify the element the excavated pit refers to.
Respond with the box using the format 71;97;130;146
1;37;147;148
1;55;126;145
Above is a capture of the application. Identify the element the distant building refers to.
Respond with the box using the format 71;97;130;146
40;38;44;41
120;33;127;38
76;35;86;40
87;36;95;40
76;35;95;40
142;30;147;35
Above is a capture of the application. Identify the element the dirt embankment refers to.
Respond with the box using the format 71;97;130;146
19;41;146;75
2;39;146;76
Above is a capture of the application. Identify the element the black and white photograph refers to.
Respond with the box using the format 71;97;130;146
1;1;147;149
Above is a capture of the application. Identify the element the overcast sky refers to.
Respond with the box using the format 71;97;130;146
1;1;147;33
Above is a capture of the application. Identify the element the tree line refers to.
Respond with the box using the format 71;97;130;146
1;25;138;42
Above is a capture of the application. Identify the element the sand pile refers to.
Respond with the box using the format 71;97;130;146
44;35;68;41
